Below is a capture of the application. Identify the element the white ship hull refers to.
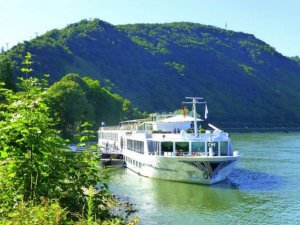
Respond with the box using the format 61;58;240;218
124;151;239;184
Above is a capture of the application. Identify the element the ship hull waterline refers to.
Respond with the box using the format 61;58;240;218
123;153;240;185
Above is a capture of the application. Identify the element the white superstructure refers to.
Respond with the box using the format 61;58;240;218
98;97;240;184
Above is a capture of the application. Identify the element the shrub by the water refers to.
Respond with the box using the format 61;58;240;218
0;53;135;224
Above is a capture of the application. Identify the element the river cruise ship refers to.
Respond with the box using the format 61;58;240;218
98;97;240;184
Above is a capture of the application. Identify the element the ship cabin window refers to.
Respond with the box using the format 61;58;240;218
138;123;153;131
161;142;173;156
145;123;153;131
220;141;228;156
147;141;159;155
207;142;219;156
192;142;206;155
120;137;123;150
127;139;144;154
175;142;189;155
100;132;118;142
138;123;145;131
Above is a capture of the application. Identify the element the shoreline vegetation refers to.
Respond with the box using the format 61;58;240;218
0;53;138;224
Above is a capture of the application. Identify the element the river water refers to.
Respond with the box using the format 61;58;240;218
108;133;300;224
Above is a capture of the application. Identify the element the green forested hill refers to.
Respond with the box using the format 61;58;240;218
2;19;300;127
290;56;300;66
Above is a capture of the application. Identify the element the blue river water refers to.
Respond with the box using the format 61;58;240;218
108;133;300;224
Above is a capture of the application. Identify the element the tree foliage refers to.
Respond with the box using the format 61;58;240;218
0;54;15;90
0;53;122;223
47;73;145;136
3;19;300;127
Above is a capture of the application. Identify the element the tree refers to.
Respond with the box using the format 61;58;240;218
122;99;145;121
47;73;94;135
0;53;116;223
76;75;124;126
47;73;145;137
0;55;15;90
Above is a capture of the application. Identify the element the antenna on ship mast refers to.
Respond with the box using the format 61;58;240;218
182;97;206;137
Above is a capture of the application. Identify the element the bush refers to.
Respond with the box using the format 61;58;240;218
0;53;126;224
0;199;68;225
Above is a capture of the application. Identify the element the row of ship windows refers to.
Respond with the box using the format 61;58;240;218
101;133;231;156
99;132;118;142
126;139;145;154
124;156;142;168
100;131;228;151
147;141;230;156
125;140;230;155
125;140;230;156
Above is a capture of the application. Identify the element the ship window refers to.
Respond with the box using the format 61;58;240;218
138;123;145;131
220;141;228;156
207;142;219;156
147;141;159;155
161;142;173;156
161;142;173;152
120;137;123;150
175;142;189;153
145;123;153;131
127;139;133;150
100;132;118;142
192;142;205;153
127;139;144;154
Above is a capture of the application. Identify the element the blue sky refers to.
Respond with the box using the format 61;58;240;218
1;0;299;56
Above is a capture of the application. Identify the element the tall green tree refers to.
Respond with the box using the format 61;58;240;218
47;73;94;135
0;55;15;90
47;73;145;136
